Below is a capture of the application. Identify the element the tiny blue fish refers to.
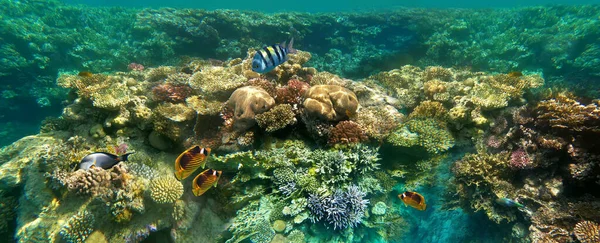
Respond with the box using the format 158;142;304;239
78;152;134;170
252;38;297;73
495;197;524;208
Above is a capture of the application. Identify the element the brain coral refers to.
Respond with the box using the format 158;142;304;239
227;86;276;131
303;85;358;121
59;210;95;243
149;176;184;204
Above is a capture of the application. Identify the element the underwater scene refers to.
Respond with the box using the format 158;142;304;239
1;0;600;243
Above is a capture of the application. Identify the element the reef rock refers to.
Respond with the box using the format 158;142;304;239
303;85;358;121
227;86;275;131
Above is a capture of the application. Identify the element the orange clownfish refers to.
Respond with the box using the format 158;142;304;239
174;146;211;181
192;169;222;196
399;191;427;211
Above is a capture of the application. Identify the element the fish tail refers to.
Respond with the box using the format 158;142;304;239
515;202;525;208
287;38;297;54
119;152;135;162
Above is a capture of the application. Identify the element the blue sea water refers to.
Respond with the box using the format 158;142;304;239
63;0;600;11
1;0;600;243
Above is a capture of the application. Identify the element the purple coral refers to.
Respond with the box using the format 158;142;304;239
307;185;369;230
510;148;531;169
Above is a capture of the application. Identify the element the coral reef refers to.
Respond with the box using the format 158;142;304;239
255;104;297;132
303;85;359;122
148;176;184;204
307;185;369;230
59;210;96;243
227;86;276;131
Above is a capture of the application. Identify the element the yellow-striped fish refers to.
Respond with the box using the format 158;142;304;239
252;38;297;73
174;146;211;181
192;169;222;196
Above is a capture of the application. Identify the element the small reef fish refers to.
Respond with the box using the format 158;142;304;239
399;191;427;211
495;198;524;208
252;38;297;73
507;71;523;78
78;71;93;77
192;169;222;196
78;152;134;170
174;145;211;180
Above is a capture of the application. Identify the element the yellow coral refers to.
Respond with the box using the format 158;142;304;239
186;96;224;116
227;86;276;131
255;104;297;132
408;101;448;121
155;103;196;122
189;66;247;100
303;85;359;121
574;221;600;243
149;176;184;204
310;71;347;86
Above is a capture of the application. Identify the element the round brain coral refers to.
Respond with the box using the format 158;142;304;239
227;86;276;131
574;220;600;243
149;176;184;204
303;85;358;121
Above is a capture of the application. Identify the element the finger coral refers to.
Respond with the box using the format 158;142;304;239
255;104;297;132
149;176;184;204
328;120;368;145
151;83;192;103
275;79;310;106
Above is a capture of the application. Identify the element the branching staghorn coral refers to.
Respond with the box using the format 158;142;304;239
307;185;369;230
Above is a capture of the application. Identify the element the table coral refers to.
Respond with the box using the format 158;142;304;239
227;86;276;132
303;85;359;122
189;66;247;100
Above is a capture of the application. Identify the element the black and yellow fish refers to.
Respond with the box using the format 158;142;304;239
192;169;222;196
78;152;134;170
399;191;427;211
252;38;297;73
174;146;211;180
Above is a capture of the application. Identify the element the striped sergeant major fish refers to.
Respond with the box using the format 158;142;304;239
252;38;297;73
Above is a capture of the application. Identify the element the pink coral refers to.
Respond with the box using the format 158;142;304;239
128;62;144;71
485;135;503;149
152;83;192;103
509;148;531;169
276;79;310;106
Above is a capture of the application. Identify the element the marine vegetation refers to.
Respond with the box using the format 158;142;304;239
0;2;599;243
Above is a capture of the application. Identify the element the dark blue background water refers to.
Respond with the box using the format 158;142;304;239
62;0;600;12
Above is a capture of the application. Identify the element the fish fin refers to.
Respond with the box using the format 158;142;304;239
119;152;135;162
287;38;296;54
280;41;286;47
